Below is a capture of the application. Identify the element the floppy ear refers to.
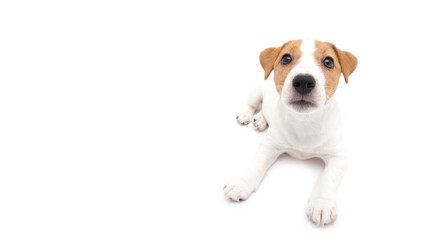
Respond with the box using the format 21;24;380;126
333;46;358;84
259;47;282;80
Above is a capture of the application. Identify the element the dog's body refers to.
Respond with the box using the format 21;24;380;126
223;39;357;226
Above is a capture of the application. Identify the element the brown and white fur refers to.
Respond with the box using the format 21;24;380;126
223;39;357;227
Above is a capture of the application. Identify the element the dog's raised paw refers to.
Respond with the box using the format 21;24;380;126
236;113;253;125
306;198;338;227
253;112;268;131
223;177;257;201
236;106;255;125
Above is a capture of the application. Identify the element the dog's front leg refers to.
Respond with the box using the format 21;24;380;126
224;142;282;201
306;155;348;226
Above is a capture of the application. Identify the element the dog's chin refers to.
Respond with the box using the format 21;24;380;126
287;100;317;113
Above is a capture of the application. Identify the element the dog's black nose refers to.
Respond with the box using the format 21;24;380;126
292;74;316;95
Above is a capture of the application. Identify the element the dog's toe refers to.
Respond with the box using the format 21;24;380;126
253;120;267;131
224;178;256;202
306;198;337;227
252;112;268;131
236;113;253;125
236;106;255;125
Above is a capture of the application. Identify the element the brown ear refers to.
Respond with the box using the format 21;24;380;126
333;46;358;84
259;47;282;80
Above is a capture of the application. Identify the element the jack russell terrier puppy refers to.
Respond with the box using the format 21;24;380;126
223;39;357;226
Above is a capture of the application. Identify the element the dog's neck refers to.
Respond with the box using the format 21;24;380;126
272;98;340;149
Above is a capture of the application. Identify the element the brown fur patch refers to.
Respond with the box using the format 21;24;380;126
259;40;302;95
314;40;358;101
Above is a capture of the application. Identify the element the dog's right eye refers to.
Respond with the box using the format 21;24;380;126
281;54;292;65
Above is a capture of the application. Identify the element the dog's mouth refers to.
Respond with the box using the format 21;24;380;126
289;100;316;111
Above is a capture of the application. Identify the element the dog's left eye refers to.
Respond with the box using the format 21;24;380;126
323;57;334;69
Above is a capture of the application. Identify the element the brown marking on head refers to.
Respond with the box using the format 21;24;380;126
259;40;302;95
314;40;358;101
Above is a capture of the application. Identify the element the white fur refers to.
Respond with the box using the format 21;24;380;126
227;39;348;227
253;111;267;131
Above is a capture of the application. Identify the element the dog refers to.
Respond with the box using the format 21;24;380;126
223;39;357;226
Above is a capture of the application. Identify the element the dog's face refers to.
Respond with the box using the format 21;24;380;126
260;39;357;113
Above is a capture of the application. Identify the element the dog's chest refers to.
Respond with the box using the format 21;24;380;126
262;88;343;157
270;126;341;159
271;124;333;159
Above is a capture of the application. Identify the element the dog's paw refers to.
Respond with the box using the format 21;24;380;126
236;106;255;125
253;112;268;131
223;177;257;201
306;198;337;227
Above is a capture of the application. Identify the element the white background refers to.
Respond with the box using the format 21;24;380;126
1;0;425;239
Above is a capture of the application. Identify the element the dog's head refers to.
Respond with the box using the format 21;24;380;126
260;39;357;113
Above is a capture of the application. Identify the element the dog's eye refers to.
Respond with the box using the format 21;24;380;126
323;57;334;69
281;54;292;65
